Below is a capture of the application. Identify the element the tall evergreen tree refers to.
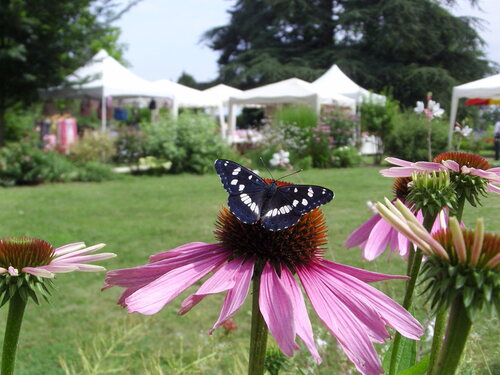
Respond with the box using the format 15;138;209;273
204;0;491;107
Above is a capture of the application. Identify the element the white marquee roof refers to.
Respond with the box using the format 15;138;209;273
448;73;500;147
312;64;385;103
229;77;356;109
203;84;243;105
43;50;168;99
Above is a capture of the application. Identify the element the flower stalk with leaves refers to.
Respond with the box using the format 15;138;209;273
0;238;114;375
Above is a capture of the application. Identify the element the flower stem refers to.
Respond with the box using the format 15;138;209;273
1;293;27;375
430;298;472;375
248;272;268;375
426;305;447;374
389;212;435;375
427;184;467;374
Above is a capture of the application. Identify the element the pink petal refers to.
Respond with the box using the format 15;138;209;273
53;253;116;264
397;232;411;258
413;161;447;172
38;264;78;273
178;257;245;315
53;242;86;256
104;243;227;289
385;157;413;166
54;243;106;260
117;287;141;306
149;242;213;262
298;265;382;375
209;259;254;333
345;214;381;248
441;160;459;172
22;267;54;278
280;267;321;364
259;263;298;357
314;270;390;343
487;183;500;194
319;263;423;340
125;252;229;315
363;218;393;261
322;260;407;283
379;167;416;177
74;264;106;272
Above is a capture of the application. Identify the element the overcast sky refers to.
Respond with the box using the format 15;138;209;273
115;0;500;83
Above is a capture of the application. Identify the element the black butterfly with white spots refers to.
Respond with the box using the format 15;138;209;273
215;159;334;231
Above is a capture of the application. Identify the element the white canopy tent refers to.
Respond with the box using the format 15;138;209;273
312;64;386;104
42;50;170;130
202;84;243;137
151;79;225;133
226;78;356;141
448;73;500;148
203;84;243;105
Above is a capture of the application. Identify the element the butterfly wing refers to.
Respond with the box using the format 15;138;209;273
260;191;302;231
277;185;334;215
215;159;267;224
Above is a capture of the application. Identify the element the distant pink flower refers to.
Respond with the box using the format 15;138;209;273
0;237;115;279
345;177;447;261
105;206;423;375
380;152;500;194
345;206;447;261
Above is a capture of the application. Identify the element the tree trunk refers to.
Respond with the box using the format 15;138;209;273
0;105;5;147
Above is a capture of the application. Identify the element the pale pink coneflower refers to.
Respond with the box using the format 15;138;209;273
380;152;500;195
105;200;423;375
0;237;115;279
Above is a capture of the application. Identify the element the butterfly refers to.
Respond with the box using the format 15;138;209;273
214;159;334;231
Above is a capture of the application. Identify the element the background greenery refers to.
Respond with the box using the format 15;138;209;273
0;168;497;374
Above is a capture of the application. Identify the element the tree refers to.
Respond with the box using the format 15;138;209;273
0;0;139;145
204;0;492;107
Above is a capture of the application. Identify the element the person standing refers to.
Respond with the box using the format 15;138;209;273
495;117;500;160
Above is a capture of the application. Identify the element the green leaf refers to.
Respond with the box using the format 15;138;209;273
382;337;417;373
397;356;430;375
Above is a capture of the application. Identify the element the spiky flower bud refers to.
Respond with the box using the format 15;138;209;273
420;217;499;318
406;171;456;218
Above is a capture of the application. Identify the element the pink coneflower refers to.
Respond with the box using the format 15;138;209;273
345;177;446;261
0;237;116;278
376;199;499;375
380;152;500;194
105;203;423;375
0;237;115;375
0;237;115;279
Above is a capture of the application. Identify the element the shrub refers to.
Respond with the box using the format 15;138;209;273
385;111;449;161
142;112;230;174
4;106;37;142
331;146;362;168
69;130;116;163
274;106;317;130
75;161;115;182
0;142;76;186
114;128;146;164
360;97;399;146
319;105;358;148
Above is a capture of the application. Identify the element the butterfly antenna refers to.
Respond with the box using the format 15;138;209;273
259;157;275;180
277;169;303;181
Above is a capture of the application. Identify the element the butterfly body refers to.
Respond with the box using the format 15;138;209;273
215;159;334;231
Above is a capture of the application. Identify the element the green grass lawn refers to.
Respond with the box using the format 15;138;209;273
0;168;498;374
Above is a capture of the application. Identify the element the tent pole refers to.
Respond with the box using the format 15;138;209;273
218;104;226;140
101;91;106;131
448;92;459;150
